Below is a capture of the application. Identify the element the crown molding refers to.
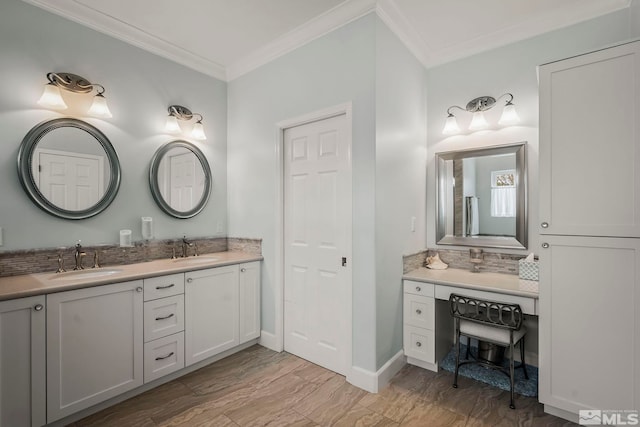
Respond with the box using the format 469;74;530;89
378;0;632;69
226;0;376;81
375;0;432;69
20;0;632;81
20;0;227;81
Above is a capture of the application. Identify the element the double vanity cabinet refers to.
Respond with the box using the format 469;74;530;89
0;253;261;426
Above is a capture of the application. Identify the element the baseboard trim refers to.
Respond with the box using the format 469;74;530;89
259;330;280;352
347;350;406;393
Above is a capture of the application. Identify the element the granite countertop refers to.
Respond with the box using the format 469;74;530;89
403;267;539;299
0;251;263;301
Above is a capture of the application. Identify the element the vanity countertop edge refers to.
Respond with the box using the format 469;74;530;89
403;267;539;299
0;251;263;301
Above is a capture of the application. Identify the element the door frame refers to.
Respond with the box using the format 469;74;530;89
273;102;353;374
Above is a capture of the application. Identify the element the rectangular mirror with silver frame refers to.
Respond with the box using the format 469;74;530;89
436;142;527;249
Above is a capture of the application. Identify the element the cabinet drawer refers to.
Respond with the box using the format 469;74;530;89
144;332;184;383
403;294;435;330
404;280;434;297
144;295;184;342
403;325;435;364
144;273;184;301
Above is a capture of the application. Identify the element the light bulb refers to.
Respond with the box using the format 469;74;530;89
87;93;112;118
37;83;67;110
498;102;520;126
469;111;488;131
442;114;460;135
165;115;181;134
191;121;207;140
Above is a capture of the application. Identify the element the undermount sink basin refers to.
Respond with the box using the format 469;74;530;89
50;268;123;281
172;255;220;264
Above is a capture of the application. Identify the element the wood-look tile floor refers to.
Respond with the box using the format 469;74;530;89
72;345;576;427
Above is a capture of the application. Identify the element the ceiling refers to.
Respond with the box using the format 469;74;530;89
22;0;632;81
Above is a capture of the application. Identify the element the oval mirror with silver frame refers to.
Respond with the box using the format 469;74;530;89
149;140;211;219
435;142;527;249
17;118;121;220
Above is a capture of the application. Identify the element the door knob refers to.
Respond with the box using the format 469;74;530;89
541;222;549;228
542;243;549;249
34;304;44;311
136;287;143;293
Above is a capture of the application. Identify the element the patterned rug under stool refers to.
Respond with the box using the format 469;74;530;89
439;344;538;397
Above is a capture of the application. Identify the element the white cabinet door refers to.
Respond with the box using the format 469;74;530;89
47;281;143;422
239;261;261;343
0;296;45;427
185;265;239;366
539;236;640;413
539;41;640;237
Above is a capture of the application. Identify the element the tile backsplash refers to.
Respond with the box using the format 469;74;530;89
0;237;262;278
403;248;528;275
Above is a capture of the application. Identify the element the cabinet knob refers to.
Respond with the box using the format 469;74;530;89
416;342;422;347
542;243;549;249
186;278;193;283
415;286;421;292
541;222;549;228
416;309;422;315
241;268;246;272
136;287;143;293
34;304;43;312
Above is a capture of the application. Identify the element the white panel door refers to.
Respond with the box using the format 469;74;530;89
47;281;143;423
539;40;640;237
539;236;640;413
0;296;46;427
284;113;351;376
34;148;104;210
169;151;203;211
185;266;240;366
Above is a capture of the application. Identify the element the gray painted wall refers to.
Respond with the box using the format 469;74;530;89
0;0;227;251
374;19;427;369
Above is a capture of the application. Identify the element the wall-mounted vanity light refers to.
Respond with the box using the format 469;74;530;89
442;93;520;135
165;105;207;141
37;72;112;118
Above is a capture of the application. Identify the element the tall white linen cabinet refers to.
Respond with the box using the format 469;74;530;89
538;40;640;421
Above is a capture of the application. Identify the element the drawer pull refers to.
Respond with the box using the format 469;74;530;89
136;287;143;293
241;268;246;272
155;313;175;321
416;342;422;347
416;286;421;292
186;278;193;283
155;283;175;290
416;309;422;315
155;351;175;361
34;304;44;312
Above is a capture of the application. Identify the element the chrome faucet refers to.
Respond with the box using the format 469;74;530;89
74;241;86;270
181;236;193;258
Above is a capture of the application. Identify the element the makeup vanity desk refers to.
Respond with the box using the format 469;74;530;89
402;267;539;372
